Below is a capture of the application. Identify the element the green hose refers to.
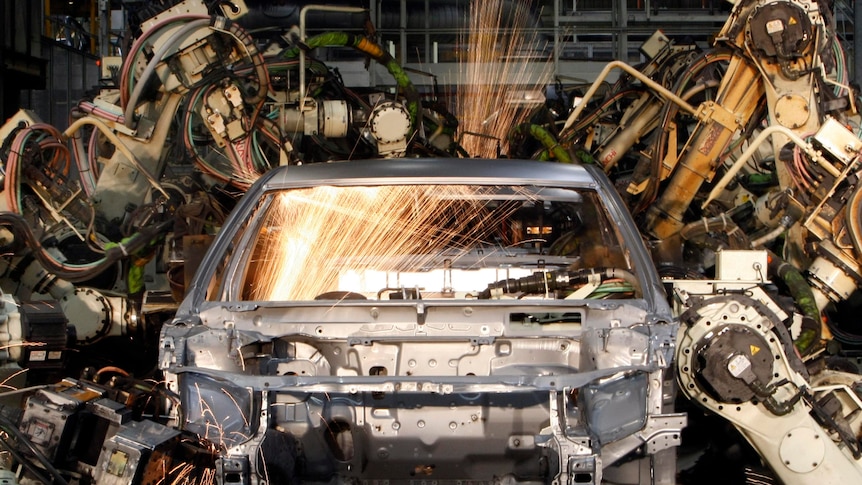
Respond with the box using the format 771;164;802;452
768;250;821;356
511;123;573;163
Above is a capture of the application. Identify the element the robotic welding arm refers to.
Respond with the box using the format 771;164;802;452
0;0;261;348
675;250;862;484
560;0;861;310
557;2;862;480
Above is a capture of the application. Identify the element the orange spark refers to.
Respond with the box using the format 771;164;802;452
244;185;531;300
457;0;553;158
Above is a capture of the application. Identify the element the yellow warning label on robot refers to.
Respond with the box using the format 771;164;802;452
750;345;760;356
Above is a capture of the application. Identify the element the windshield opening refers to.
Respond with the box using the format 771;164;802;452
235;184;634;301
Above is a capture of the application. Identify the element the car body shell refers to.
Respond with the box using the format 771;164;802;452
160;158;681;484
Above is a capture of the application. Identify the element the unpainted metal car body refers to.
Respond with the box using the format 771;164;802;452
159;158;682;484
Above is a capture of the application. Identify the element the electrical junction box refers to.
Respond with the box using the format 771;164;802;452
813;116;862;166
716;249;768;282
640;30;671;59
100;56;123;80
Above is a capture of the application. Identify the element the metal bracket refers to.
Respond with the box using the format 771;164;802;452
640;413;687;454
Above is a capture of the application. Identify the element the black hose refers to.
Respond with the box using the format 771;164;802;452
0;414;69;485
0;434;55;484
479;267;640;299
